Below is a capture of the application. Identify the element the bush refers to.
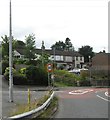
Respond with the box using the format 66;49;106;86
19;68;26;74
4;67;27;85
13;59;26;65
25;66;48;86
54;70;78;86
2;60;9;74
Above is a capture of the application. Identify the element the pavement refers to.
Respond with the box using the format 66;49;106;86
0;75;49;119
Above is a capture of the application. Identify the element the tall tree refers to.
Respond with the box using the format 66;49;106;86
25;34;36;60
78;45;94;62
1;35;16;59
65;37;74;51
1;35;9;59
51;38;74;51
51;41;65;51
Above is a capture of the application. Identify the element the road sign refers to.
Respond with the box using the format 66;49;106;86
47;64;52;72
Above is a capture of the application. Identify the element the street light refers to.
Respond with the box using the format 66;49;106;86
9;0;13;102
89;56;91;84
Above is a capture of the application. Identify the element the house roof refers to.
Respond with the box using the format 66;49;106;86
35;49;83;57
15;48;26;55
15;48;83;57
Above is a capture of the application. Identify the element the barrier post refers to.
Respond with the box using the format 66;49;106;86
28;89;31;110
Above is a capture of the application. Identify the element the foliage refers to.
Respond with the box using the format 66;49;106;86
4;67;27;85
2;60;9;74
1;35;9;59
1;35;16;59
13;59;26;65
54;70;80;86
78;45;94;62
65;37;74;51
80;70;89;80
25;66;48;85
51;41;65;51
19;68;26;74
51;37;74;51
25;33;36;61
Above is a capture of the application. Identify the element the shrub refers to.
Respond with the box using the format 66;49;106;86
4;67;27;85
54;70;78;86
25;66;48;86
2;60;9;74
80;70;89;80
19;68;26;74
13;59;26;65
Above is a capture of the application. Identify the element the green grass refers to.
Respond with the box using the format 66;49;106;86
37;96;58;118
54;81;74;87
10;91;53;116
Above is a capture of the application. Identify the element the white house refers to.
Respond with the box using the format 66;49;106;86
14;48;84;69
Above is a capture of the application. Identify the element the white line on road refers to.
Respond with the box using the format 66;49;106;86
96;95;110;102
69;89;93;95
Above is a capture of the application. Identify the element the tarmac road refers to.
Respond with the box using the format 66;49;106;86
54;87;109;119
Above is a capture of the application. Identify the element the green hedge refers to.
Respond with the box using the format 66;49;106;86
4;67;28;85
25;66;48;86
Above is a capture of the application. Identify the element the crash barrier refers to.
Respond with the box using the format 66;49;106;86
7;91;54;120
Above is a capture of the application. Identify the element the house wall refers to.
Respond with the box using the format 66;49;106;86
64;56;72;62
92;53;109;70
74;56;84;68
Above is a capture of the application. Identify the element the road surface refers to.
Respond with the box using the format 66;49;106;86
54;87;109;119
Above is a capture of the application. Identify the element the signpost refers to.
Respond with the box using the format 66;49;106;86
47;64;53;87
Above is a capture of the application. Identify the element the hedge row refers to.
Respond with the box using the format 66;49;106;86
4;66;48;86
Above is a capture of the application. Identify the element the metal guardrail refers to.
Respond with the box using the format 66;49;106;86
7;91;54;120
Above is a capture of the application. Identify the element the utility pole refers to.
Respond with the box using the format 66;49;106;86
41;41;45;67
9;0;13;102
89;56;91;84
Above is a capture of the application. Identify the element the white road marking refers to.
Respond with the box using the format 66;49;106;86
105;92;110;97
69;89;93;95
96;95;110;102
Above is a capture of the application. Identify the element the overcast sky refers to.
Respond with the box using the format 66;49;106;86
0;0;108;52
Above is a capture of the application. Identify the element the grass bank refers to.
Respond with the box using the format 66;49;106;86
10;90;53;116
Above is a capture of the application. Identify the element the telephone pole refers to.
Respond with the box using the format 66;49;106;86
9;0;13;102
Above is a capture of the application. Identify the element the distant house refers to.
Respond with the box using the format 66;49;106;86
14;48;84;69
14;49;25;59
35;49;84;69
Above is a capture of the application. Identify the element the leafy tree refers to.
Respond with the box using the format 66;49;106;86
1;35;16;59
65;37;74;51
51;38;74;51
51;41;65;51
78;45;94;62
37;53;51;66
1;35;9;59
25;34;36;61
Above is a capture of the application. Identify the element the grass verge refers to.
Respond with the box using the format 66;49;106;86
37;96;58;119
10;90;53;116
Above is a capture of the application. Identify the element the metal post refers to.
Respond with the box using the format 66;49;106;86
89;56;91;85
9;0;13;102
41;41;44;67
52;47;55;88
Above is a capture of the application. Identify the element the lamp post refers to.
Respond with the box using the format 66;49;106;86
9;0;13;102
89;56;91;84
